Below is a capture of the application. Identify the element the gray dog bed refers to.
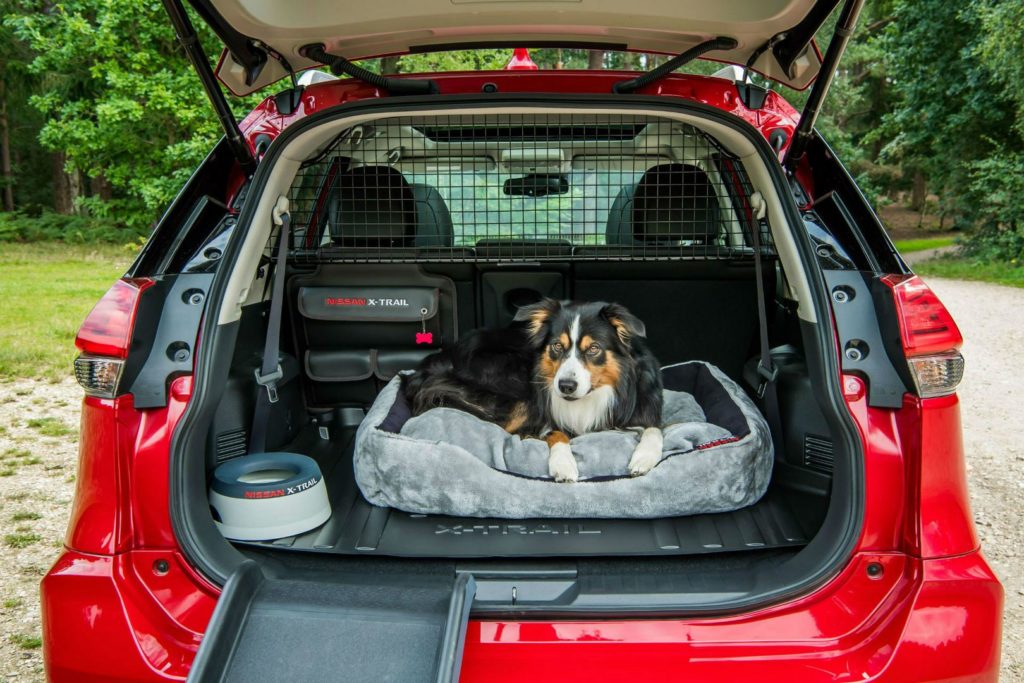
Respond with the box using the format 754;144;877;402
353;361;773;519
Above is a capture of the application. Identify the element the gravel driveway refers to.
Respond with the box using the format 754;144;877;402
0;276;1019;681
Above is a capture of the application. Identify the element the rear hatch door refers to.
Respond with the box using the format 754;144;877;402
186;0;842;94
188;561;476;683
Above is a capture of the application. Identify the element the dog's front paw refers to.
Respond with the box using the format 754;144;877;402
548;443;579;483
628;427;664;477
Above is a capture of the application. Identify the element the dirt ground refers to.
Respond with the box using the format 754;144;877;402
0;277;1020;681
877;202;949;239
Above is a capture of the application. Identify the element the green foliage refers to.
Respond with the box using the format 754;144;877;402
877;1;1019;225
974;0;1024;132
960;151;1024;261
397;50;510;74
0;0;52;212
5;0;256;229
0;0;1022;270
0;210;147;244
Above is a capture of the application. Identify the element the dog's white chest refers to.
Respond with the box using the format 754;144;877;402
549;385;616;435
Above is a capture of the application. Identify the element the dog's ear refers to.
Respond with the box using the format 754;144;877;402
601;303;647;346
514;298;562;346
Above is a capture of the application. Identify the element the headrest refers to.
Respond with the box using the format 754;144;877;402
606;163;722;245
328;166;416;247
408;184;454;247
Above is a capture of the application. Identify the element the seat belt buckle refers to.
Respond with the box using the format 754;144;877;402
255;365;284;403
756;360;778;399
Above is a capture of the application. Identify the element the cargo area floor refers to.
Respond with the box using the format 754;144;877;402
238;425;826;558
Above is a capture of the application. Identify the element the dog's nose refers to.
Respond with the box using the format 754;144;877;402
558;379;578;395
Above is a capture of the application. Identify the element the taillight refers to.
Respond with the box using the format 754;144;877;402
74;278;153;398
882;274;964;398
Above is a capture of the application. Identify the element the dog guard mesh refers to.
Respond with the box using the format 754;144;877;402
284;113;772;263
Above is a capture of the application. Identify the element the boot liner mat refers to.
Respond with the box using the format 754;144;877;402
236;428;824;558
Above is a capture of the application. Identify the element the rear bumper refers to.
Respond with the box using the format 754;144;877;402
40;549;217;682
41;550;1001;682
460;551;1003;683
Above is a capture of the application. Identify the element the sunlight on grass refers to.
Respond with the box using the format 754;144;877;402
916;257;1024;289
892;236;957;253
8;633;42;650
25;417;75;437
0;243;135;381
3;532;42;549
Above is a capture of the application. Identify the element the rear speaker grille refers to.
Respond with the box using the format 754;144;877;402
803;434;834;474
216;429;247;463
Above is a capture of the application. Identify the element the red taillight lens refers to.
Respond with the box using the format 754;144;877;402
75;278;153;358
882;274;965;398
74;278;152;398
881;274;962;356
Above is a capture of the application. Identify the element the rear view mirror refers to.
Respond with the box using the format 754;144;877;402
503;174;569;198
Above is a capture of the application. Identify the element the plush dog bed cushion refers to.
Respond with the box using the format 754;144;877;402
354;361;773;519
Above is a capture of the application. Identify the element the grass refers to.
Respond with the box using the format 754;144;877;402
11;511;42;522
4;532;42;548
8;634;42;650
916;256;1024;289
3;598;23;609
0;242;135;381
892;236;957;253
25;416;75;437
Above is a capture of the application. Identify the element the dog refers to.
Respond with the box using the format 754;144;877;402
401;299;664;482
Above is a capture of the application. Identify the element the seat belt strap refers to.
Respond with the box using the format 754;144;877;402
249;196;291;455
748;192;784;455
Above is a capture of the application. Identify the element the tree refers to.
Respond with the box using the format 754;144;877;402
876;0;1016;226
7;0;255;228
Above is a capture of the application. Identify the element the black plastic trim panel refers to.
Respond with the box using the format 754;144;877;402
823;270;908;408
129;273;214;408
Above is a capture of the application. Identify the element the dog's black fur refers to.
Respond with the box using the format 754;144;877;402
401;299;663;438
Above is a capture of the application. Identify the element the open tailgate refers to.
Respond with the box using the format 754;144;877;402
187;0;843;95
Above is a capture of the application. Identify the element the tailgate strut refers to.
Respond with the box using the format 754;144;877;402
162;0;257;174
783;0;866;172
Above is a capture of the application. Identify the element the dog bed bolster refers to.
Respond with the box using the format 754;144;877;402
353;361;773;519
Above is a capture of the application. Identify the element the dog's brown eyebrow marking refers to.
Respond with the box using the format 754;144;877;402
559;332;570;348
579;334;594;350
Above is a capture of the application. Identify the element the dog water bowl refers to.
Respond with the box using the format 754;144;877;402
209;452;331;541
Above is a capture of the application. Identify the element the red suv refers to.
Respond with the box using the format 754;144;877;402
42;0;1003;680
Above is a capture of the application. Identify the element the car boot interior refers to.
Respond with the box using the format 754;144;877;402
176;105;860;609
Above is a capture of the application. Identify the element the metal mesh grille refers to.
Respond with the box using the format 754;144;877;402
285;113;771;263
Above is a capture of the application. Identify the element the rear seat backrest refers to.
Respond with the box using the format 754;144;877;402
606;163;722;245
327;166;454;248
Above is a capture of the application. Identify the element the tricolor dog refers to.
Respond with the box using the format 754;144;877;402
402;299;664;482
